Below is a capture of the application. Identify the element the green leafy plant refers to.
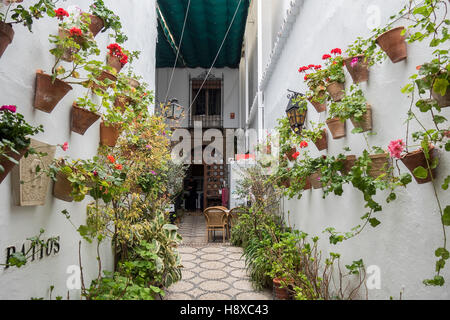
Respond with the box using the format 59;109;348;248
0;0;59;31
89;0;128;43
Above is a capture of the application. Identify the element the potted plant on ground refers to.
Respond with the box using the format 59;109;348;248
323;48;346;102
300;121;328;151
0;0;58;59
0;105;44;183
326;101;346;139
336;85;373;133
299;64;328;112
71;96;101;135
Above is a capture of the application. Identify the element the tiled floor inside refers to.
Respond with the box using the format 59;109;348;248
164;213;272;300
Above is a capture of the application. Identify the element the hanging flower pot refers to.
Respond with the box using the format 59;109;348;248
0;147;27;184
285;147;297;161
34;71;73;113
0;21;14;59
91;71;117;92
302;177;311;190
114;95;131;113
400;146;437;184
58;28;85;62
308;95;327;113
376;26;407;63
52;171;73;202
280;177;291;188
431;86;450;108
310;171;322;189
100;122;122;146
70;103;101;135
344;54;369;83
313;129;328;151
273;278;293;300
87;15;104;37
128;78;140;89
350;104;373;132
339;155;356;175
326;118;346;139
326;82;345;102
107;54;123;73
368;153;390;178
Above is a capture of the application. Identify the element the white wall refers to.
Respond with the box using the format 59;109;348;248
156;67;240;128
250;0;450;299
0;0;157;300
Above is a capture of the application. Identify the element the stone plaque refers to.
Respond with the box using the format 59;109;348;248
12;139;56;206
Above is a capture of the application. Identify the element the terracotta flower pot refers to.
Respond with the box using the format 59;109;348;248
87;14;104;37
326;118;346;139
58;28;84;62
302;177;312;190
0;147;27;184
128;78;140;89
34;71;73;113
308;95;327;113
400;146;437;184
114;95;132;113
91;71;117;92
0;21;14;59
273;278;293;300
286;147;297;161
326;82;345;102
431;86;450;108
350;104;373;132
53;171;73;202
107;54;123;73
368;153;390;178
313;129;328;151
340;155;356;175
280;178;291;188
310;171;322;189
376;26;407;63
344;54;369;83
70;104;100;135
100;122;121;146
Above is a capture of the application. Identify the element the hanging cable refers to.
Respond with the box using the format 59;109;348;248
186;0;243;117
163;0;191;104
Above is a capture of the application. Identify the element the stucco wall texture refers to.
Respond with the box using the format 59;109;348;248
0;0;157;300
258;0;450;299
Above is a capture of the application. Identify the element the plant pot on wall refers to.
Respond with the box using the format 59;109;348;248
400;146;437;184
70;103;101;135
302;177;312;190
310;171;322;189
91;71;117;92
344;54;369;83
34;71;73;113
58;28;85;62
326;82;345;102
53;171;73;202
313;129;328;151
326;118;346;139
376;26;407;63
114;95;132;113
87;14;104;37
0;22;14;59
308;95;327;113
368;153;390;179
0;147;27;184
339;155;356;175
431;87;450;108
107;54;123;73
286;147;297;161
350;104;373;132
100;122;121;146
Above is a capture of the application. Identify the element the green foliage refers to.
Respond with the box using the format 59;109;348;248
89;0;128;43
0;0;58;31
328;85;368;122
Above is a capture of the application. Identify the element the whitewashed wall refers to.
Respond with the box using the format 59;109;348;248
247;0;450;299
0;0;157;300
156;67;240;128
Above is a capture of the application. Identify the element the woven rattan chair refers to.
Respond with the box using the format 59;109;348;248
227;207;244;238
204;207;228;243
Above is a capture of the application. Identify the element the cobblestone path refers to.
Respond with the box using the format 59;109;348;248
165;214;272;300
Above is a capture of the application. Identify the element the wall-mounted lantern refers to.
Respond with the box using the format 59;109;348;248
285;90;307;134
164;98;184;120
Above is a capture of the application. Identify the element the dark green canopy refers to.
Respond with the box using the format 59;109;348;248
156;0;250;69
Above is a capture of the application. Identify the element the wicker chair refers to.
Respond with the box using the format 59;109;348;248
227;207;244;238
204;207;228;243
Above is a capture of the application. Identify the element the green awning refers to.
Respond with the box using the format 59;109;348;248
156;0;250;69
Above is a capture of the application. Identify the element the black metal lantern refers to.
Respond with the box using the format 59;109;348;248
164;98;184;120
285;90;307;134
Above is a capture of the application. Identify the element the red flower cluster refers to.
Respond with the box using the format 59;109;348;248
107;43;128;66
107;155;115;163
0;105;16;113
300;141;308;148
322;54;331;60
55;8;69;20
292;151;300;160
330;48;342;55
69;27;82;37
298;64;321;73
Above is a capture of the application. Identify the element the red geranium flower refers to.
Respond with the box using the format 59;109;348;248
304;74;309;81
314;65;322;70
55;8;69;20
322;54;331;60
107;155;115;163
331;48;342;55
308;64;315;69
115;163;123;170
69;27;82;37
119;54;128;65
300;141;308;148
292;151;300;160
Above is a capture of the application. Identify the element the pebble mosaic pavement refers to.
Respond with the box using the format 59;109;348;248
164;213;273;300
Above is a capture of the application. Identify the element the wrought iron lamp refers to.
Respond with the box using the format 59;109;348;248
164;98;184;120
285;90;307;134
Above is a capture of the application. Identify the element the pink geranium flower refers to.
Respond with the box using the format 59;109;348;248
0;105;17;113
388;139;405;159
61;142;69;151
350;57;359;67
